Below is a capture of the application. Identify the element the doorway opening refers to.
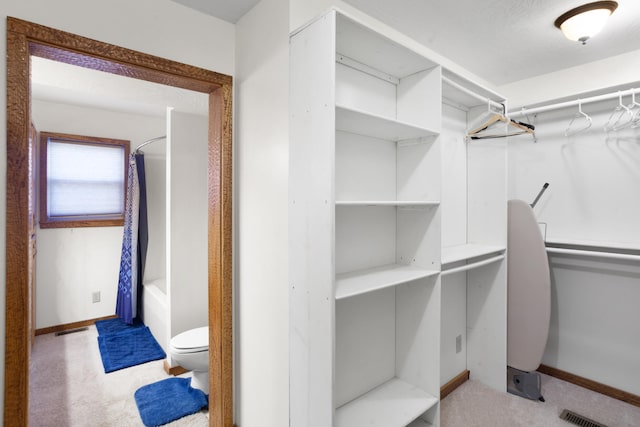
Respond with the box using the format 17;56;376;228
6;17;233;426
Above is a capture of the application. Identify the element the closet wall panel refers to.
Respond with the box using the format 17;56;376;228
289;11;336;426
508;99;640;396
544;255;640;395
507;101;640;244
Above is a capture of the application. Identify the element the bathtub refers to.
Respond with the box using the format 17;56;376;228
143;279;169;354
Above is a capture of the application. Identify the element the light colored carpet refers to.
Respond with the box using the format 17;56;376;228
29;325;208;427
441;373;640;427
32;326;639;426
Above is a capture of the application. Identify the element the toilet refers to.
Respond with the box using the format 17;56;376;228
169;326;209;394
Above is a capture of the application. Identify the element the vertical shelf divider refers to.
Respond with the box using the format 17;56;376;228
292;9;451;427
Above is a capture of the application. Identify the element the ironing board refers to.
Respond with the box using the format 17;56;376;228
507;199;551;400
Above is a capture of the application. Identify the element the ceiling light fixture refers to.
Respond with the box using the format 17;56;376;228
554;1;618;45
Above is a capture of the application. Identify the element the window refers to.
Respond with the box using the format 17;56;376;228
39;132;130;228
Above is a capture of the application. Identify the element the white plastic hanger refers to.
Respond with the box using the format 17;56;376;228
603;92;634;132
627;89;640;128
564;100;592;137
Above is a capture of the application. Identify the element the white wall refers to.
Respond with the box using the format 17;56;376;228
441;104;468;248
545;255;640;395
440;104;468;385
36;227;123;327
142;144;167;288
508;101;640;394
0;1;234;422
168;111;209;338
508;102;640;245
32;99;166;328
235;0;290;425
499;48;640;109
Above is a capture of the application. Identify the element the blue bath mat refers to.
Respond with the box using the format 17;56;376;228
134;377;208;427
97;326;166;373
95;317;144;336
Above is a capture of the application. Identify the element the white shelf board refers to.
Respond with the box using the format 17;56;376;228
336;13;438;79
335;377;438;427
336;105;438;141
336;264;439;300
336;200;440;207
441;70;505;110
441;243;505;266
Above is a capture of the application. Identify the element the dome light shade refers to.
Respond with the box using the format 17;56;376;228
554;1;618;45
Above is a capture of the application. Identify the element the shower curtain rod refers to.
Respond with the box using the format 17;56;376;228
508;87;639;118
135;135;167;153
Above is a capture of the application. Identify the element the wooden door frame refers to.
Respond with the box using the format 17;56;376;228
5;17;233;426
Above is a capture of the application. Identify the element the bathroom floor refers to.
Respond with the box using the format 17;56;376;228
29;324;208;426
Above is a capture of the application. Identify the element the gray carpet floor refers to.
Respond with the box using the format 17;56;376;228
29;324;208;427
31;324;639;426
441;373;640;427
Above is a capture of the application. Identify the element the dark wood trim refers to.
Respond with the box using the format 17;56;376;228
208;82;234;427
163;360;189;377
38;218;125;229
538;364;640;407
6;16;233;427
441;369;470;400
7;17;232;91
34;315;118;336
5;25;31;427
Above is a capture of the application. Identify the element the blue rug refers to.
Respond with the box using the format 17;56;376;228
97;326;166;373
134;377;208;427
95;317;144;336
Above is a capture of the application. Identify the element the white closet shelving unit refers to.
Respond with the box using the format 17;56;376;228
291;9;442;427
440;71;508;391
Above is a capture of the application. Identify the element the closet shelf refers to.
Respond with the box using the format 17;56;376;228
336;104;439;141
336;264;439;300
336;377;438;427
441;73;505;110
335;13;438;80
336;200;440;207
441;244;505;266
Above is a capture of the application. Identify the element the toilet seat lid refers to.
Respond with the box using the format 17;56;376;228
170;326;208;352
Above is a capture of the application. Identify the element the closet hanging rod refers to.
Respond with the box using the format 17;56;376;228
135;135;167;153
440;254;505;276
509;88;638;118
546;247;640;262
442;76;503;110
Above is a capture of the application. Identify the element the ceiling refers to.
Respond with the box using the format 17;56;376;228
32;1;640;116
168;0;640;86
31;57;208;117
342;0;640;86
171;0;260;23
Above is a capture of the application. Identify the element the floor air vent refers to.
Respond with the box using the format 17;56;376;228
55;327;89;336
559;409;607;427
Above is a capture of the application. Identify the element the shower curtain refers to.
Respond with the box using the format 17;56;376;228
116;153;148;324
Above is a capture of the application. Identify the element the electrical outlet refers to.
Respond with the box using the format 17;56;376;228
92;291;101;303
456;334;462;353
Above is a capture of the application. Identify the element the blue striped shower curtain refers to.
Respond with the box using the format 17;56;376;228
116;153;148;324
